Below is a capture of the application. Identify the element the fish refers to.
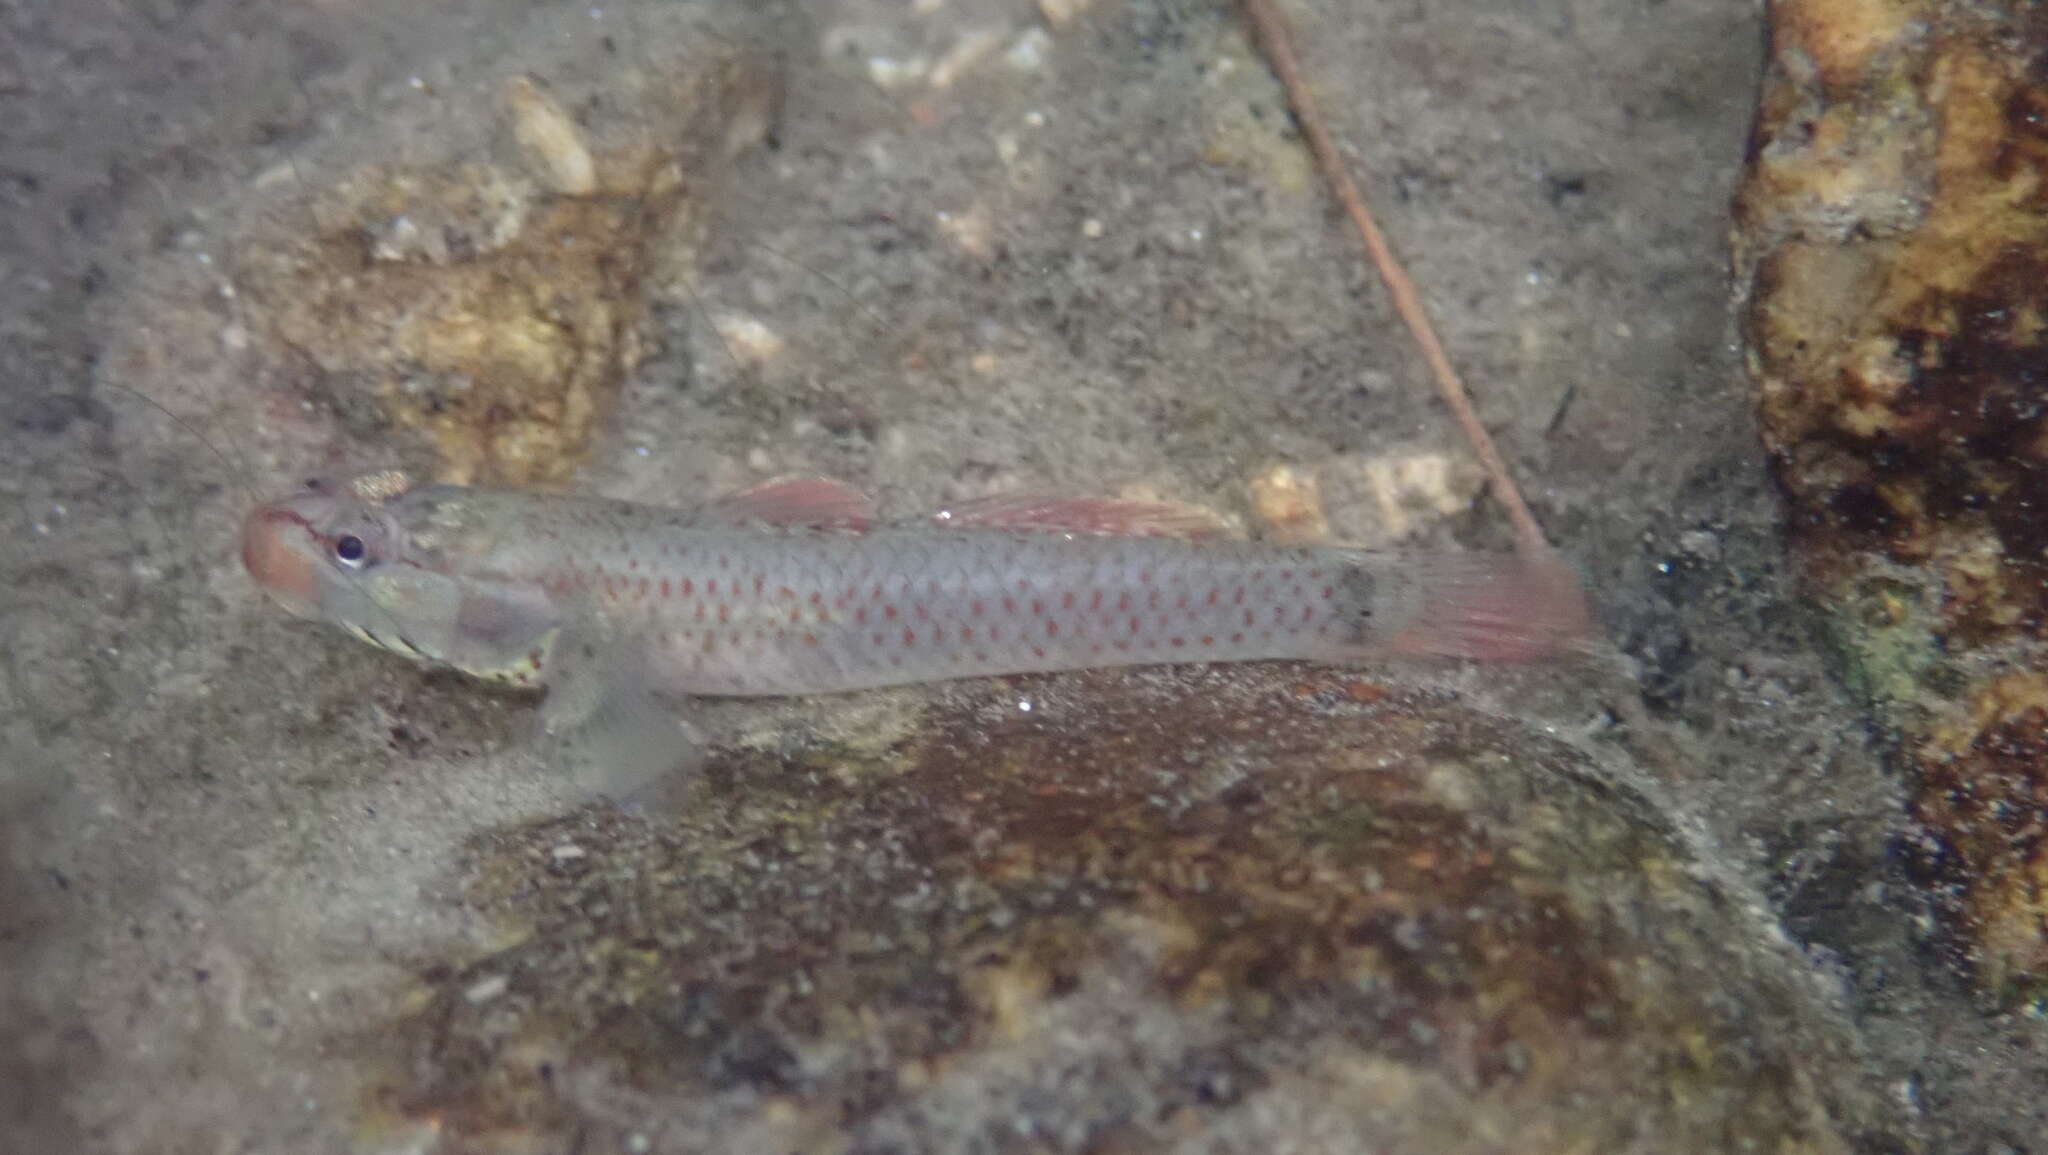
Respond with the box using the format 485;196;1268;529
241;471;1593;801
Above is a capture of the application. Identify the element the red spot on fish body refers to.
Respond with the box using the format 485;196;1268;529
1200;635;1214;646
884;604;899;621
717;603;730;624
1206;588;1219;606
903;628;916;647
971;600;985;617
660;579;671;597
1089;590;1103;611
1046;621;1059;637
856;607;869;624
1031;600;1044;616
1061;592;1075;610
707;579;719;595
682;578;695;596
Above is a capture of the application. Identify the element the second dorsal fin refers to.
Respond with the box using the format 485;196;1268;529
696;477;876;530
932;494;1235;540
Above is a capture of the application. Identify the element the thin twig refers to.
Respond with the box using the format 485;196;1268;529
1240;0;1550;555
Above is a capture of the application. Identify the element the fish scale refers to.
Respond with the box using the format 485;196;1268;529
533;523;1363;695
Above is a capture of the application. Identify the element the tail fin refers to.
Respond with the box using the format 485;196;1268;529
1383;550;1596;662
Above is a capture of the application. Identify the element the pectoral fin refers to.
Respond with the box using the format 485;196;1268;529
538;626;702;811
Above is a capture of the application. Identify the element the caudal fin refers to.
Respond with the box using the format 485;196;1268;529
1386;550;1596;662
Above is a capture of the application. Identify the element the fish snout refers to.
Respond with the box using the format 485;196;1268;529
241;503;322;613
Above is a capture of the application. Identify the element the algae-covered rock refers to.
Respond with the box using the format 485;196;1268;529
1736;0;2048;992
355;669;1858;1153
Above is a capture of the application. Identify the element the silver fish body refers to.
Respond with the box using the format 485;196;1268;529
403;487;1390;695
242;475;1589;799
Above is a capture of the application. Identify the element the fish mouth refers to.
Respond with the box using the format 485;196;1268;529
240;501;324;615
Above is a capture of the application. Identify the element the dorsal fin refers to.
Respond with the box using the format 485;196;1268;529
696;478;875;530
931;494;1236;540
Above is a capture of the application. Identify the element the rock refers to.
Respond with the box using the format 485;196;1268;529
1735;0;2048;994
358;669;1864;1153
215;46;778;487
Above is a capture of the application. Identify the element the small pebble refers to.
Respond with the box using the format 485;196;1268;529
1006;28;1053;71
501;76;597;197
930;28;1004;89
464;974;509;1004
1248;464;1331;545
1037;0;1096;28
867;55;929;90
1317;450;1482;545
710;313;784;365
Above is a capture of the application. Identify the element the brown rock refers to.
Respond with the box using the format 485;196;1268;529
1737;1;2048;990
353;670;1862;1153
227;52;772;487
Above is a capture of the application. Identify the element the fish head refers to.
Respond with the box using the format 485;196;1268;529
241;472;464;656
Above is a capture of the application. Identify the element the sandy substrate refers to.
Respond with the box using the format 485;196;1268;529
3;0;2043;1150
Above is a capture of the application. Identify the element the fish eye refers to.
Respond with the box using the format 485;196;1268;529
334;534;367;568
